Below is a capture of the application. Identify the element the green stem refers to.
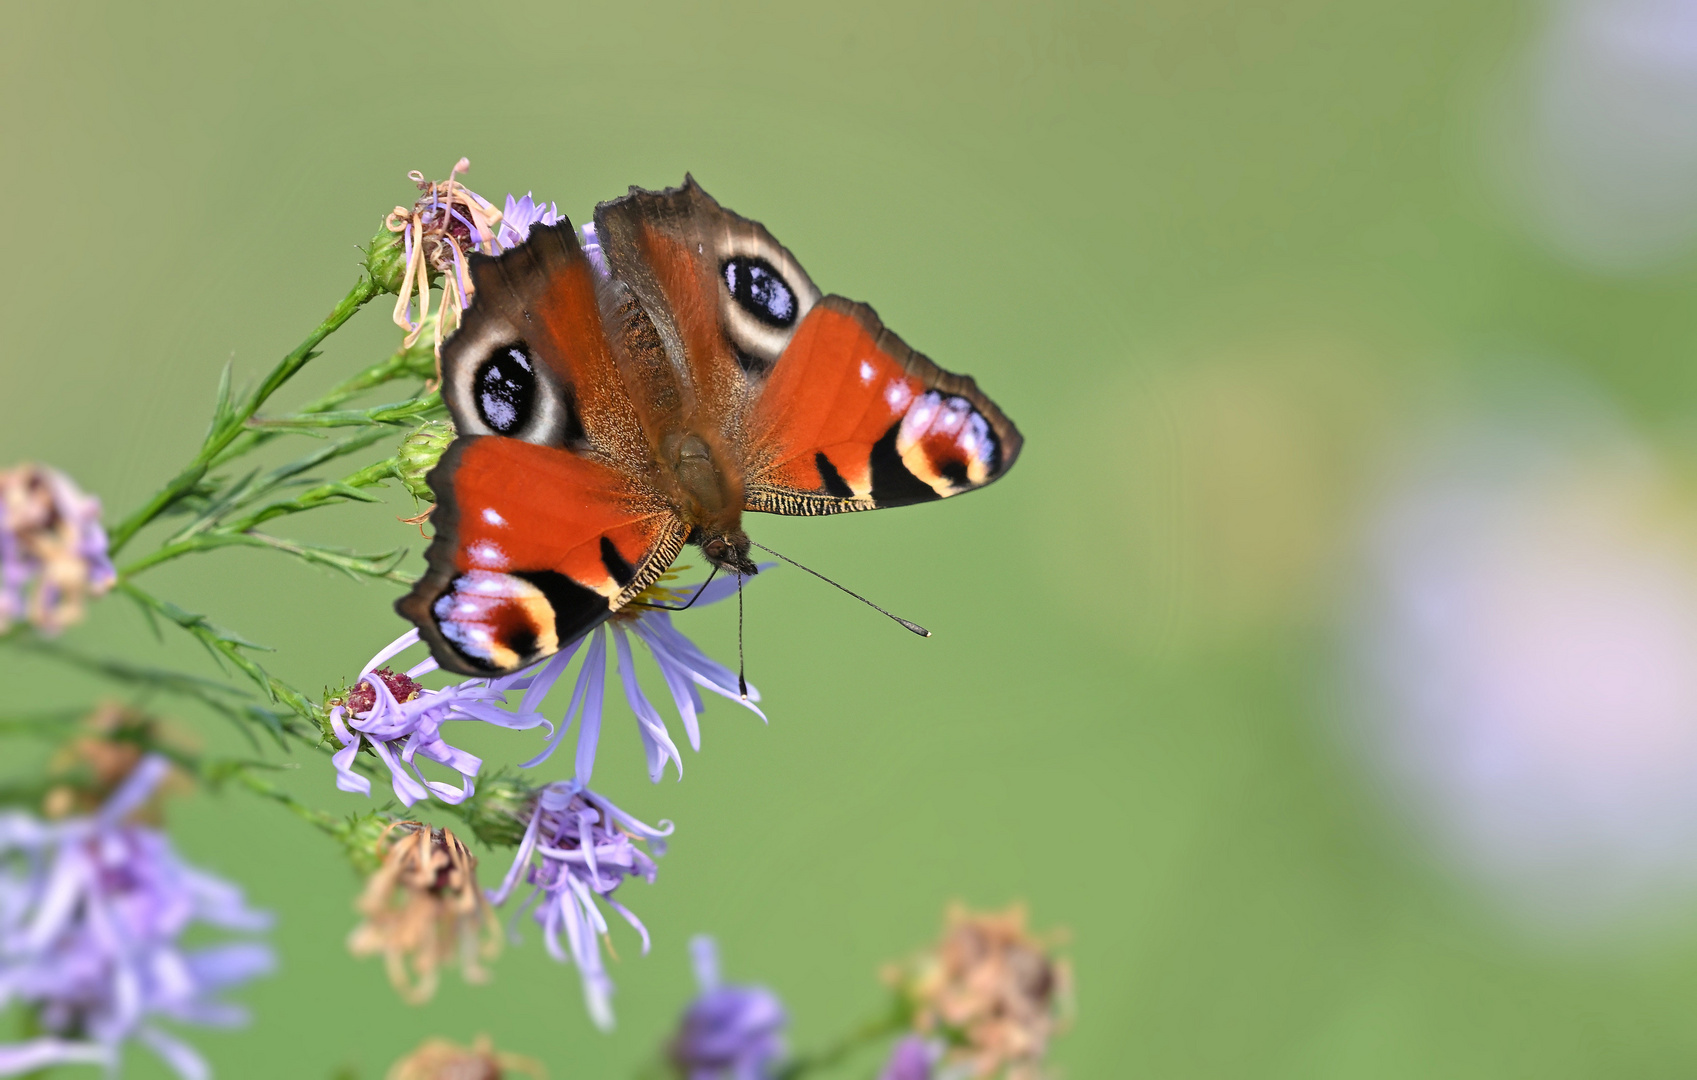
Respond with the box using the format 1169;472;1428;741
117;450;403;578
215;338;436;464
777;1001;911;1080
107;275;381;556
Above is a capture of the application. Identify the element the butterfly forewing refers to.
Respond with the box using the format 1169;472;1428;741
398;221;686;676
743;297;1023;514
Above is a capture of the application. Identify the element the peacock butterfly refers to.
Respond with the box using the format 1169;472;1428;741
397;178;1023;675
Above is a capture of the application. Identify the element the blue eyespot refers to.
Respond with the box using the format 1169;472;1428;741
722;256;797;328
476;344;535;433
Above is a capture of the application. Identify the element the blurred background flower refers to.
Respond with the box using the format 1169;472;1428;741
385;1033;544;1080
0;755;273;1078
667;936;786;1080
1350;400;1697;929
0;463;115;635
1490;0;1697;272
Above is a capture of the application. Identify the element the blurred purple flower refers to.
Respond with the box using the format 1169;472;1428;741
1499;0;1697;271
494;193;561;252
488;781;671;1030
878;1037;940;1080
522;571;768;785
0;463;116;635
1356;413;1697;926
669;936;787;1080
0;756;273;1079
326;628;555;807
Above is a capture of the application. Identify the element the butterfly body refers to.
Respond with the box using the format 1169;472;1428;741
399;178;1022;676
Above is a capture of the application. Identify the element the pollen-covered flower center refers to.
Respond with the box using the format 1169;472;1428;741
345;667;424;715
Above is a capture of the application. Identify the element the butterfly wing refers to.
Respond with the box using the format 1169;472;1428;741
398;222;686;676
743;297;1022;514
593;178;1022;518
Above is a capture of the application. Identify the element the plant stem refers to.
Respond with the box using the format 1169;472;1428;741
107;275;381;556
116;451;404;579
777;1002;910;1080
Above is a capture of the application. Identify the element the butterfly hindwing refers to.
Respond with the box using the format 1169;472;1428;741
398;219;684;676
398;437;685;674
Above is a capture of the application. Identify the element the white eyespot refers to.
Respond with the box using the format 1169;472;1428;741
859;360;875;384
483;507;507;527
885;380;914;413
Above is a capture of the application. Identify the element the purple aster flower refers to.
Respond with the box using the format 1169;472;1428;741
488;781;671;1030
669;935;787;1080
522;569;769;785
494;192;561;252
580;221;610;279
325;628;555;807
0;463;117;635
0;755;273;1079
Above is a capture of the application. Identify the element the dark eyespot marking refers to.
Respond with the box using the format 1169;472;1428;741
814;452;854;499
722;256;797;328
599;536;635;588
475;344;536;434
938;459;970;487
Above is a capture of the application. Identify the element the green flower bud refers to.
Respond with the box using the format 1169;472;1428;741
397;419;454;502
363;223;409;296
449;769;536;849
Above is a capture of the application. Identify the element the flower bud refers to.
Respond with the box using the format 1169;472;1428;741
364;223;409;296
397;419;454;502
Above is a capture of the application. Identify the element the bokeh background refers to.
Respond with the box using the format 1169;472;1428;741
7;0;1697;1075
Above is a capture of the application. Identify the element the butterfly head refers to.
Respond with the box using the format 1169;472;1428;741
697;529;759;578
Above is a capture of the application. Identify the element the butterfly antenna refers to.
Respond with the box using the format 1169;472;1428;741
737;572;748;699
640;565;721;612
749;540;931;638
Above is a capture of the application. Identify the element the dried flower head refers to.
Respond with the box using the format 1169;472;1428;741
347;823;500;1005
890;905;1072;1080
386;1034;545;1080
385;159;503;355
0;463;116;635
41;702;188;820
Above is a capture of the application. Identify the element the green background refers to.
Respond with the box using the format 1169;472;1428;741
6;0;1697;1076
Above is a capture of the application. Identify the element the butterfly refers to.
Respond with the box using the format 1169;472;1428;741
397;178;1023;676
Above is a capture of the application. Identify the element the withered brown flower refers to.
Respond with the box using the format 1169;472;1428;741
347;823;500;1004
386;1034;544;1080
41;702;188;821
892;904;1072;1080
384;159;503;358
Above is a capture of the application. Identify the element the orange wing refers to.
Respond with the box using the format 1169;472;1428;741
744;297;1023;515
398;221;683;676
